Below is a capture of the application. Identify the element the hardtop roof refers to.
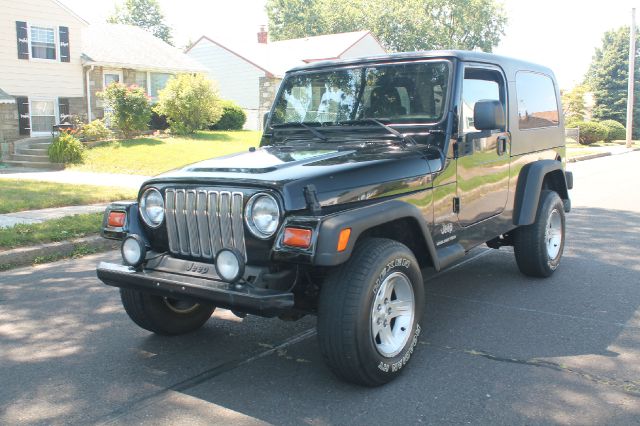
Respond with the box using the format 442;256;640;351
287;50;556;80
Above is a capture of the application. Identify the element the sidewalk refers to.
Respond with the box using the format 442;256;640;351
568;144;640;162
0;204;108;229
0;167;150;188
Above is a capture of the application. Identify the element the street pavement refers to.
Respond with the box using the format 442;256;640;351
1;153;639;425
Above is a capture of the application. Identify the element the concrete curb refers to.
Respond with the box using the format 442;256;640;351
568;152;612;163
568;147;640;163
0;235;117;270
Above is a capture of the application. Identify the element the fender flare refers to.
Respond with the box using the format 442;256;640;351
513;160;570;226
314;200;440;268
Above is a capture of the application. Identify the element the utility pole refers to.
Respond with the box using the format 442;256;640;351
626;8;636;148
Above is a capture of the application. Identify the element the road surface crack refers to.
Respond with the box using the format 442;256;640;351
424;341;640;397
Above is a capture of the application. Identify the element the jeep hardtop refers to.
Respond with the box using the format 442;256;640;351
97;50;573;386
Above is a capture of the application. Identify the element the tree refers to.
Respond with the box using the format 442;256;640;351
586;26;640;137
265;0;507;52
561;84;588;122
154;74;223;135
99;83;151;138
108;0;173;45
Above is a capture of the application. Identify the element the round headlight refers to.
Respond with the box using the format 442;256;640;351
245;193;280;239
140;188;164;228
121;234;146;267
215;249;245;283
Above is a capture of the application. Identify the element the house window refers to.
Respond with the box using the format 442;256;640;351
31;26;56;60
150;73;172;98
134;71;147;92
31;100;56;133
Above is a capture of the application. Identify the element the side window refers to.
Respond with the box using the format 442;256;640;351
461;68;506;133
516;72;559;130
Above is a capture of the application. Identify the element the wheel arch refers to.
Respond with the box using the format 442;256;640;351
513;159;570;226
314;200;438;269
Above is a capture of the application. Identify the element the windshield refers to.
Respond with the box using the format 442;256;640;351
271;61;450;126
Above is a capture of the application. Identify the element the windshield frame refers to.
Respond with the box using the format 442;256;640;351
265;59;454;131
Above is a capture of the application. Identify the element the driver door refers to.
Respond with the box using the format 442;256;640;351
456;65;510;227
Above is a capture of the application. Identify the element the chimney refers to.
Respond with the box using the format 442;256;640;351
257;25;268;44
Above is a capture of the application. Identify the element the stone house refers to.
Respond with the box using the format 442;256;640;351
187;29;386;130
82;23;206;122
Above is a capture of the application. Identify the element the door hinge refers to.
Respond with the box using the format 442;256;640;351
453;197;460;214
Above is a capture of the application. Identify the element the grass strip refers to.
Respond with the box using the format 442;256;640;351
0;213;102;250
0;180;136;214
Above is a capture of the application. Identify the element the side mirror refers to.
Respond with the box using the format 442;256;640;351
263;112;270;130
473;100;505;131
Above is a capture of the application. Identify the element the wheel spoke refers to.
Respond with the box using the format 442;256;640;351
378;323;394;345
388;299;412;318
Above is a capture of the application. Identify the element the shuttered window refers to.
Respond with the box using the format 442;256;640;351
59;26;70;62
16;97;31;136
16;21;29;59
31;26;56;60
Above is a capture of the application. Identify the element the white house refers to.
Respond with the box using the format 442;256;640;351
0;0;206;151
187;29;386;130
0;0;87;141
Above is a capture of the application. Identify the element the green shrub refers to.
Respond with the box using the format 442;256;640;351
575;121;607;145
154;73;223;135
48;132;85;164
600;119;626;142
210;100;247;130
98;83;151;138
81;119;112;141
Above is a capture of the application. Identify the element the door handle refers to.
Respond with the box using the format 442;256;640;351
497;136;508;156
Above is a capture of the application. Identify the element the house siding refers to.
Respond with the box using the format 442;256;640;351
340;34;386;59
187;39;265;129
0;0;86;99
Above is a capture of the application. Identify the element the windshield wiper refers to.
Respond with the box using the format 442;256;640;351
272;122;328;142
337;118;417;146
339;118;447;162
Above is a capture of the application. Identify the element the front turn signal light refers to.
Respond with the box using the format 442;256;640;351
283;227;313;249
107;211;126;228
337;228;351;252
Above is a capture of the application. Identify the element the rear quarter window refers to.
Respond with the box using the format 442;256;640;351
516;71;559;130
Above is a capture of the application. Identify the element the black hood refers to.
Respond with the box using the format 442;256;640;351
144;142;442;211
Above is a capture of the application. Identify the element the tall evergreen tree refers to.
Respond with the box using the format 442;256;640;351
586;26;640;136
265;0;507;53
108;0;173;45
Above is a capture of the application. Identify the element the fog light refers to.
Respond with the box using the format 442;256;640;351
121;234;146;267
215;249;244;283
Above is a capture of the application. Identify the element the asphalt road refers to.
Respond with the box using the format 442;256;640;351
1;152;639;425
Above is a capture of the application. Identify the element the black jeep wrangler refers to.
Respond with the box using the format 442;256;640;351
97;51;573;386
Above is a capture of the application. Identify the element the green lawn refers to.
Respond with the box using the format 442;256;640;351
0;213;102;250
0;180;137;214
566;140;640;159
70;130;262;176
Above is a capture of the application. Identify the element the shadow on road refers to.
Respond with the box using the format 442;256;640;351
1;207;639;424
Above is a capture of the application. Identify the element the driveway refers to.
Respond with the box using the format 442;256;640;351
1;153;639;425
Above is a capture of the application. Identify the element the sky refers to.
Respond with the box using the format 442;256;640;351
59;0;639;90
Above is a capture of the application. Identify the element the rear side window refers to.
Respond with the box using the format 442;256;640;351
516;72;559;130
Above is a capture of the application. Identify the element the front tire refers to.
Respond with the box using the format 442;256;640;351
120;289;215;335
317;238;425;386
513;190;566;277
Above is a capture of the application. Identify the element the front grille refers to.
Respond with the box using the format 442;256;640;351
164;189;246;260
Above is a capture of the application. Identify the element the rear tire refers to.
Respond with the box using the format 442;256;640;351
120;289;215;335
317;238;425;386
513;190;565;277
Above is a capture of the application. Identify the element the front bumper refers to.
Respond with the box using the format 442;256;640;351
96;261;294;317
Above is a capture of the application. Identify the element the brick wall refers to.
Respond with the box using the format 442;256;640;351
258;76;282;130
86;66;105;120
0;103;19;145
